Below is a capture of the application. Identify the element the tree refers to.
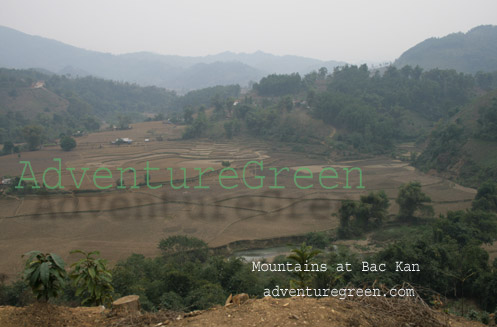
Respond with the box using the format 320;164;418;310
472;181;497;212
22;251;67;301
117;115;132;130
186;282;226;310
253;73;302;96
287;243;321;288
182;112;208;139
224;120;241;139
183;107;194;124
337;200;357;238
279;96;293;111
225;97;235;116
211;93;224;112
60;136;76;151
337;191;389;238
318;67;328;79
396;181;434;221
22;125;44;151
84;117;101;131
70;250;114;306
357;190;390;227
224;121;234;139
2;141;14;155
305;232;329;249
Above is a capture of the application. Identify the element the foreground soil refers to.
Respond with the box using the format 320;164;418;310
0;296;485;327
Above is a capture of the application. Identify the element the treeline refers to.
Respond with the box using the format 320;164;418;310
181;64;493;154
174;85;240;111
181;95;329;144
47;75;177;118
253;73;302;96
310;65;476;152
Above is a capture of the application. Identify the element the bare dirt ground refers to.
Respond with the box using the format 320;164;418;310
0;296;484;327
0;121;477;279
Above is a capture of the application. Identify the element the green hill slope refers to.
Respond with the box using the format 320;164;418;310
395;25;497;74
415;90;497;187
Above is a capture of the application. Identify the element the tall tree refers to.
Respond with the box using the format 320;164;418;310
22;125;44;151
396;181;434;221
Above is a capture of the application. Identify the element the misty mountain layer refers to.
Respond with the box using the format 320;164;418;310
0;26;344;91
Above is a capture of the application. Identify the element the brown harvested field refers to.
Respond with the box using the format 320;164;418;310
0;121;477;279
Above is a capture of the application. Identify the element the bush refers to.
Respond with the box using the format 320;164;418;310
186;283;226;310
60;136;76;151
0;279;31;306
22;251;67;301
305;232;329;249
69;250;114;306
160;291;186;311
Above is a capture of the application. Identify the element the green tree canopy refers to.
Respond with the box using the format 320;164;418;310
396;181;434;221
22;125;44;151
60;136;76;151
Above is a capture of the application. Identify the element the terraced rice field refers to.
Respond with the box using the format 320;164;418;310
0;121;476;279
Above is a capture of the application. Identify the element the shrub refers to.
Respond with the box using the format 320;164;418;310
22;251;67;301
70;250;113;306
186;283;226;310
60;136;76;151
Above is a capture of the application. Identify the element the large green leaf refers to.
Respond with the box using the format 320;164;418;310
23;251;42;267
23;250;42;259
88;267;96;279
75;288;83;297
23;265;37;279
50;253;66;269
40;262;49;286
30;266;40;286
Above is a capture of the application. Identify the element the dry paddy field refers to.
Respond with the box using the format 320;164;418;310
0;121;476;279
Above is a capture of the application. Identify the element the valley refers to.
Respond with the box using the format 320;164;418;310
0;121;476;280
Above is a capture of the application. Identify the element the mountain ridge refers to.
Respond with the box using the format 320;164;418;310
395;25;497;73
0;25;345;91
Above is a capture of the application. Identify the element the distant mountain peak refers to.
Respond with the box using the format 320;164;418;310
0;25;345;90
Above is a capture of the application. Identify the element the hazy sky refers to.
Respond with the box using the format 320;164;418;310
1;0;496;63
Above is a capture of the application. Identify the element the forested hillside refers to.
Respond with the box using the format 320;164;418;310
395;25;497;74
0;68;239;148
415;89;497;187
182;64;487;154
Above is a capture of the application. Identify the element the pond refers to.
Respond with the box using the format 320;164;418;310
232;246;293;262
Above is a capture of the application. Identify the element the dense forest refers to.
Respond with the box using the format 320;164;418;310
181;63;496;155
